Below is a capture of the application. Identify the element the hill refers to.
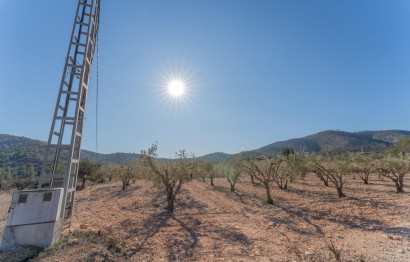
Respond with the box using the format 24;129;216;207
1;130;409;173
243;130;410;157
197;152;233;163
0;134;140;174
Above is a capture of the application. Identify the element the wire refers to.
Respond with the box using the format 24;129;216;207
96;33;99;163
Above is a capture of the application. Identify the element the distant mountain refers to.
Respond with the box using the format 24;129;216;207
198;152;232;163
243;130;410;157
80;150;140;164
0;134;140;174
1;130;409;173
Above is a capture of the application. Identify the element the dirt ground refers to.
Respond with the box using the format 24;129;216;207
1;174;410;261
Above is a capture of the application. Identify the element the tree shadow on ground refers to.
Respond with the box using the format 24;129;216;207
117;212;201;261
345;196;403;215
175;189;209;212
124;212;172;253
204;224;252;246
211;185;266;208
269;204;325;236
286;187;339;202
380;227;410;241
269;200;407;240
89;183;141;199
166;215;200;260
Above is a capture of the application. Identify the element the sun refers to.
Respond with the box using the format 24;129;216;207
168;80;185;97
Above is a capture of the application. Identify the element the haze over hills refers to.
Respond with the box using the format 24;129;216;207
1;130;410;173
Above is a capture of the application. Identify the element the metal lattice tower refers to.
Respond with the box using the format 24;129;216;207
38;0;100;220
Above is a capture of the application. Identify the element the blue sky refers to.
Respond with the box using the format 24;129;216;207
0;1;409;157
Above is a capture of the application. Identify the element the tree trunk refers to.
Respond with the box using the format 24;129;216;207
316;173;329;187
202;177;205;182
166;187;175;213
230;183;235;192
363;177;369;185
395;177;404;193
336;186;346;198
167;197;175;213
210;176;214;187
250;174;255;184
283;179;288;190
264;181;273;204
81;177;86;190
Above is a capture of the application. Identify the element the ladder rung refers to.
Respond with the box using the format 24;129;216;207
53;131;61;136
62;91;79;95
48;144;71;150
71;41;86;47
79;2;92;8
56;116;75;121
67;64;83;69
58;105;65;111
75;21;90;27
42;174;67;179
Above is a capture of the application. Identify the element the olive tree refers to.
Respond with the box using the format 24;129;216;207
0;168;12;190
348;152;377;185
279;152;309;187
377;154;409;193
243;156;283;204
113;161;142;191
218;156;243;192
200;159;216;186
13;166;37;190
309;155;349;198
141;143;197;213
388;138;410;154
78;160;100;190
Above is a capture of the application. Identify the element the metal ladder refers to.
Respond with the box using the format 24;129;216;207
38;0;100;221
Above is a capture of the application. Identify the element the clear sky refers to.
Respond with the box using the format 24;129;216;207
0;1;409;157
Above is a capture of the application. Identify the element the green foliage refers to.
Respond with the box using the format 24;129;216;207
218;156;243;192
388;138;410;154
78;161;101;190
307;154;350;197
141;143;198;212
112;161;143;190
376;154;409;193
281;147;295;157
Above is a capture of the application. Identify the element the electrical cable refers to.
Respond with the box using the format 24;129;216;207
96;33;99;164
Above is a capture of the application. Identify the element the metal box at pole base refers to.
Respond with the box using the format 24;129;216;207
0;188;64;250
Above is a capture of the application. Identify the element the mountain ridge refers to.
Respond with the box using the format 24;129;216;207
1;130;409;172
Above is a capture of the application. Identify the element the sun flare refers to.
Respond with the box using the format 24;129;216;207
168;80;185;97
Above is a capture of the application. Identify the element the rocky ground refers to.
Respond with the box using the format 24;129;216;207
0;174;409;261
